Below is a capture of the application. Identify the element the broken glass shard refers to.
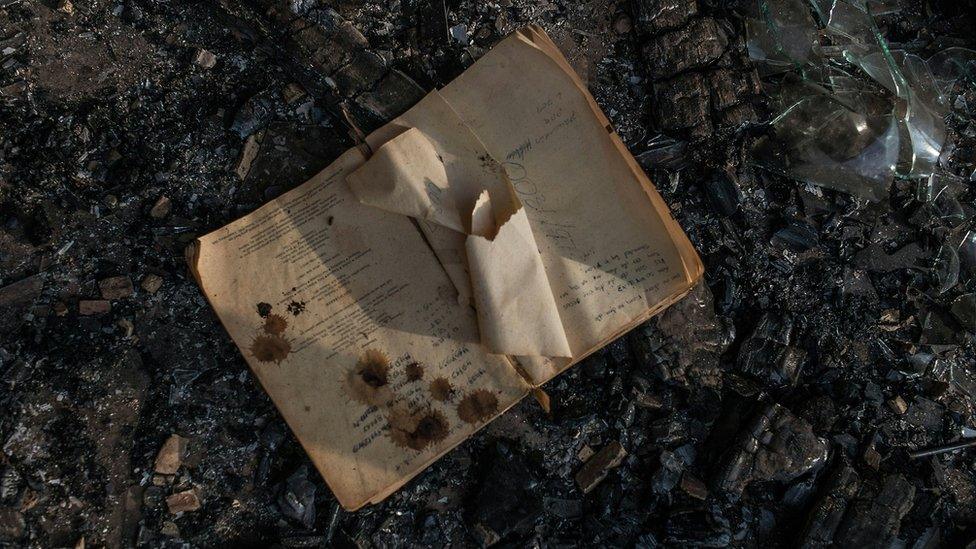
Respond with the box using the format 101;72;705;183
932;241;960;294
754;92;898;201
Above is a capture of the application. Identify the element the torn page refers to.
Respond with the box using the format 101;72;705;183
347;112;572;358
189;148;530;510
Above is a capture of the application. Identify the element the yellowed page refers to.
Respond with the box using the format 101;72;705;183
438;26;703;384
189;148;529;510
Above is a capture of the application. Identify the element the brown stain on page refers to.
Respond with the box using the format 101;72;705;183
263;313;288;335
250;334;292;364
429;377;454;402
386;406;449;451
344;349;393;406
404;362;424;382
456;389;499;424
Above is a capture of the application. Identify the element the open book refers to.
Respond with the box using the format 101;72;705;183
188;26;702;510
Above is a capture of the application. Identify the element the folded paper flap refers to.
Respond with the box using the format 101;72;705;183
347;116;572;359
347;127;466;233
466;192;573;358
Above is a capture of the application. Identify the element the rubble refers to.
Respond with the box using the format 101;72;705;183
193;49;217;70
140;274;163;294
165;489;201;514
98;276;133;300
78;300;111;315
149;196;172;219
153;434;187;476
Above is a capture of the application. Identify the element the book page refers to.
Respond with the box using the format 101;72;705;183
189;148;530;510
437;27;703;384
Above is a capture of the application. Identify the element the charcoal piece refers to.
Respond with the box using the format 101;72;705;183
332;50;387;97
0;467;20;503
633;0;699;35
664;507;732;547
904;397;944;430
951;293;976;331
304;32;352;74
655;282;733;386
256;422;287;485
718;102;760;126
231;94;273;138
278;465;316;529
833;475;916;547
543;496;583;519
575;441;628;494
704;172;742;216
355;69;427;122
797;460;860;548
771;220;819;252
642;18;728;80
652;72;712;133
679;474;709;500
717;403;828;494
708;68;761;111
852;243;928;272
0;508;25;541
651;450;684;495
635;134;689;170
736;312;803;387
469;444;542;546
838;267;878;301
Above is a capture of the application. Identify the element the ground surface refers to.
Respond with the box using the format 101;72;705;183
1;0;975;547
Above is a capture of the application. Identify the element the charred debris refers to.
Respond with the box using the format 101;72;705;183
1;0;975;546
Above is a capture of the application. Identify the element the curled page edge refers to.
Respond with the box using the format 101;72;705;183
467;190;573;358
